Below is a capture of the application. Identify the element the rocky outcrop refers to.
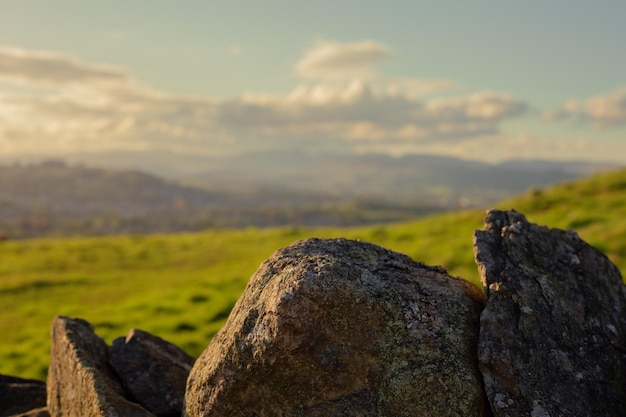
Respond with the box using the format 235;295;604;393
47;316;155;417
184;238;487;417
45;317;197;417
4;210;625;416
110;328;195;416
474;209;626;417
0;375;47;417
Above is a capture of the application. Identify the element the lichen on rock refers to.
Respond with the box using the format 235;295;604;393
185;238;487;417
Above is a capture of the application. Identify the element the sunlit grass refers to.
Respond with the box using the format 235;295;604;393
1;169;625;380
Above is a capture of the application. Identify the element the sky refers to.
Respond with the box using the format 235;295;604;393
1;0;625;164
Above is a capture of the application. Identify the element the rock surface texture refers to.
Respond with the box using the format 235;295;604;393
474;209;626;417
0;375;47;417
185;238;487;417
9;408;50;417
46;316;155;417
110;328;196;416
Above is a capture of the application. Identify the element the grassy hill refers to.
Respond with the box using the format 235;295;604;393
0;160;443;238
1;168;625;380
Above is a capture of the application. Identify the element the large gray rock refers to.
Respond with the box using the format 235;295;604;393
110;328;195;416
474;209;626;417
46;316;155;417
185;238;487;417
0;375;46;417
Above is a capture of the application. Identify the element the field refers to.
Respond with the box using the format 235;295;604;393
1;169;625;380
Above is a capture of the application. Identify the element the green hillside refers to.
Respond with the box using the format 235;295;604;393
0;161;444;238
1;168;625;380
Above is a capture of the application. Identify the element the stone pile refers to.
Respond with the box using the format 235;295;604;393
1;210;624;417
46;317;193;417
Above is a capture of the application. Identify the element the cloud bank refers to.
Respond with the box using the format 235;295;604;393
544;87;626;128
0;46;129;88
0;41;544;159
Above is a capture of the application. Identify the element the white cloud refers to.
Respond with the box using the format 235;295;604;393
294;39;458;98
216;82;526;143
0;43;528;158
545;87;626;128
0;46;129;89
295;39;391;80
425;92;527;122
383;77;460;98
584;87;626;127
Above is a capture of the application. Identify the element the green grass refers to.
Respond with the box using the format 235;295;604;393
1;169;625;380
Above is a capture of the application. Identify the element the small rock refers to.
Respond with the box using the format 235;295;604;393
110;328;195;416
185;238;487;416
0;375;46;417
474;209;626;416
46;316;155;417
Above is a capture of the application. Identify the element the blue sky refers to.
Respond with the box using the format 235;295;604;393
1;0;625;163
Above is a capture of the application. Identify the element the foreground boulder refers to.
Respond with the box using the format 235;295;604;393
47;316;155;417
0;375;47;417
110;328;195;416
474;210;626;416
185;238;487;417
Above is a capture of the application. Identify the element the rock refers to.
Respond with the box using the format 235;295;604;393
474;209;626;417
0;375;46;417
185;237;487;417
109;328;195;416
9;407;50;417
46;316;155;417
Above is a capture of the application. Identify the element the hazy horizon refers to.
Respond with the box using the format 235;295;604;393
2;1;625;165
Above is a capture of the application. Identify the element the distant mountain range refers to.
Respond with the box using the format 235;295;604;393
49;149;621;204
0;151;620;238
185;151;619;204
